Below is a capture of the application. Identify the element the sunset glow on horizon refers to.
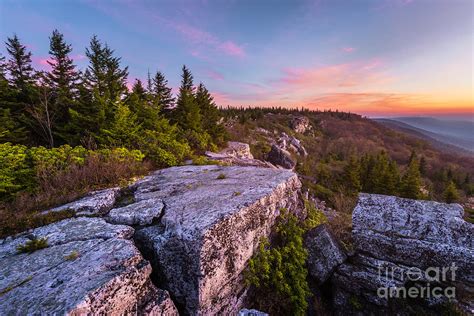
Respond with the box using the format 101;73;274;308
1;0;472;118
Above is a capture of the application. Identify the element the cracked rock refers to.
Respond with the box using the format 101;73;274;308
0;217;177;315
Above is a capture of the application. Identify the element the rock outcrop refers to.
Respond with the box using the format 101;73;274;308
205;141;274;168
266;144;296;169
130;165;302;314
332;193;474;314
44;187;121;216
290;116;311;133
0;217;178;315
305;224;346;284
277;132;308;156
220;141;254;159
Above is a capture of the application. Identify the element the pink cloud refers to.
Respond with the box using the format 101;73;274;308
218;41;245;58
206;70;224;81
342;47;355;53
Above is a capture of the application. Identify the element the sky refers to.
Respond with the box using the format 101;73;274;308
0;0;473;118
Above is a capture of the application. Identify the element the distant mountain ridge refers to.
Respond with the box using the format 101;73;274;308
375;117;474;155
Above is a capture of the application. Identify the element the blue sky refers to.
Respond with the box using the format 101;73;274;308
0;0;472;117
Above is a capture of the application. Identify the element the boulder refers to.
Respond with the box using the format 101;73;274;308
43;187;121;216
107;199;164;226
0;217;178;315
220;141;254;159
332;193;474;314
266;144;296;169
290;116;311;133
205;142;274;168
278;132;307;156
132;165;302;314
304;224;346;284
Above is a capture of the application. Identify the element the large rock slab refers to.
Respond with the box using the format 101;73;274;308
0;217;177;315
332;193;474;314
304;224;346;284
43;187;121;216
132;165;301;315
107;199;165;226
353;194;473;282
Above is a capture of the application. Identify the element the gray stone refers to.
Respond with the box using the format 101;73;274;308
107;199;164;226
290;116;311;133
304;224;346;284
0;217;177;315
43;187;121;216
132;165;301;315
239;308;269;316
353;194;473;282
278;132;307;156
266;144;296;169
220;141;254;159
331;193;474;314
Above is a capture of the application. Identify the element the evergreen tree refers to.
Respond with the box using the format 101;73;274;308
443;181;460;203
173;66;209;150
98;102;141;147
195;82;226;145
343;155;361;193
400;157;422;199
84;35;128;107
385;160;400;195
4;35;37;143
5;35;35;92
151;71;174;114
46;30;79;142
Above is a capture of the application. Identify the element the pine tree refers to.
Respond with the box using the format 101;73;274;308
385;160;400;195
84;35;128;107
443;181;460;203
151;71;174;114
195;82;226;145
46;30;79;143
343;155;361;193
98;102;141;147
173;65;199;128
419;156;427;175
5;35;35;92
400;157;422;199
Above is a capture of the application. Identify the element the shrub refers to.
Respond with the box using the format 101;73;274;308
245;209;311;315
17;237;48;253
0;143;33;199
64;250;80;260
216;173;226;180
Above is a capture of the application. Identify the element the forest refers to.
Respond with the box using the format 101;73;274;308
1;31;473;240
0;31;226;237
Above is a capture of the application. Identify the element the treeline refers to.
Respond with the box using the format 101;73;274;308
221;106;360;123
0;31;226;166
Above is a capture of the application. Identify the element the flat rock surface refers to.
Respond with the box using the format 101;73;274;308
44;187;121;216
0;217;175;315
107;199;165;226
133;165;301;314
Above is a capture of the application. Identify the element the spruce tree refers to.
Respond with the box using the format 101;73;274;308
151;71;174;114
195;82;226;145
400;157;422;199
46;30;79;142
5;35;35;92
443;181;460;203
343;155;361;193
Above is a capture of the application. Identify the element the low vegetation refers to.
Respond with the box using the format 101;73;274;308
245;202;326;315
16;237;48;253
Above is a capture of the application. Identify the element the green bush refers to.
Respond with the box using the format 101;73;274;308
0;143;34;199
245;209;311;315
